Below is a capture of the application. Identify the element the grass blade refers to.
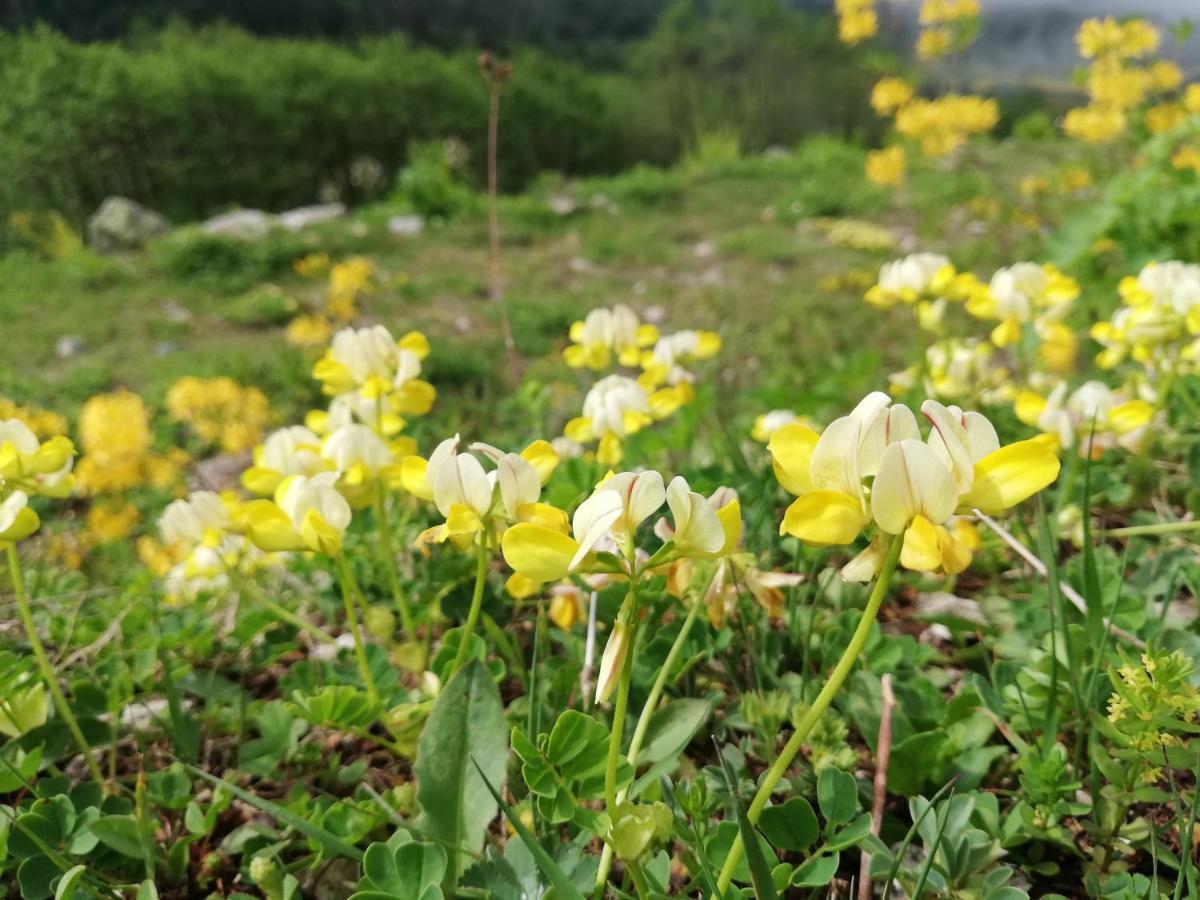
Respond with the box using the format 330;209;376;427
186;765;363;861
715;741;778;900
470;756;585;900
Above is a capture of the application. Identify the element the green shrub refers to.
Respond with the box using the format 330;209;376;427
0;26;631;225
391;141;478;221
775;137;887;219
223;284;299;327
1050;119;1200;269
149;228;305;291
577;164;687;208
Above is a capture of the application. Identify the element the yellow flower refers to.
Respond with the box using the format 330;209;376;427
917;27;954;60
638;329;720;389
770;394;1059;579
166;376;271;453
1063;105;1126;143
86;499;139;543
835;0;877;44
502;470;666;583
1174;144;1200;174
871;78;914;116
1149;60;1183;92
752;410;800;443
1145;102;1185;134
245;472;353;556
564;305;658;370
77;390;153;494
243;425;328;496
294;252;330;278
0;491;41;545
286;314;333;347
405;436;561;550
866;146;906;187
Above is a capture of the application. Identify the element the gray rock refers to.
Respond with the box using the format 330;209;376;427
191;451;252;493
279;202;346;231
160;299;192;323
202;209;277;238
86;196;171;253
547;194;577;216
388;214;425;237
55;335;84;359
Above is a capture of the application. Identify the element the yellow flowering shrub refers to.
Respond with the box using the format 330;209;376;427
166;376;271;453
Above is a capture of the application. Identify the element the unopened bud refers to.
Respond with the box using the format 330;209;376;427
595;621;630;705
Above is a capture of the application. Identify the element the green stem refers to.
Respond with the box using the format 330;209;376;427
713;534;903;896
230;568;338;646
1104;520;1200;538
336;556;379;704
374;490;417;638
603;621;638;813
596;580;709;892
7;543;106;786
449;529;490;678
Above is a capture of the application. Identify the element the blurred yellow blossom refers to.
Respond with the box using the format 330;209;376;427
866;146;906;187
166;376;271;453
86;499;140;543
285;313;333;347
871;78;914;116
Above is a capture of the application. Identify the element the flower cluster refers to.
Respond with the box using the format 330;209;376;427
834;0;877;45
166;376;271;454
1063;17;1195;144
0;419;77;545
916;0;980;61
1015;381;1154;457
1107;649;1200;760
768;392;1058;580
560;306;720;465
1090;260;1200;383
76;390;185;495
241;323;437;555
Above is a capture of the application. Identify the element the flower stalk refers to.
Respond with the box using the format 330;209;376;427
449;529;491;678
713;533;903;895
7;543;107;786
336;555;380;704
374;490;417;637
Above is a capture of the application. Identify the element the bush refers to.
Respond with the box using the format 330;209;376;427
391;141;478;221
0;26;630;225
775;137;887;219
1050;120;1200;270
150;228;306;291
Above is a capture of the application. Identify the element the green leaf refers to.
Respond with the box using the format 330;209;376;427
354;840;446;899
792;852;839;887
136;879;159;900
636;699;711;766
290;686;383;730
90;815;148;860
758;797;819;851
19;854;60;900
52;865;86;900
817;766;857;827
825;813;872;851
470;758;586;900
414;659;506;886
186;766;362;861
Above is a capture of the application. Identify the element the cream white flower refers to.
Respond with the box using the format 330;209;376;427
242;426;327;495
246;472;353;556
159;491;231;549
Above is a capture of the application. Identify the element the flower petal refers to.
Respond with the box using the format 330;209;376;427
871;439;957;534
767;423;820;495
960;438;1061;515
502;523;579;583
780;490;866;546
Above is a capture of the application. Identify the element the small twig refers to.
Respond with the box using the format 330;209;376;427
61;608;131;669
972;508;1145;649
478;52;519;386
859;674;895;900
581;591;598;710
